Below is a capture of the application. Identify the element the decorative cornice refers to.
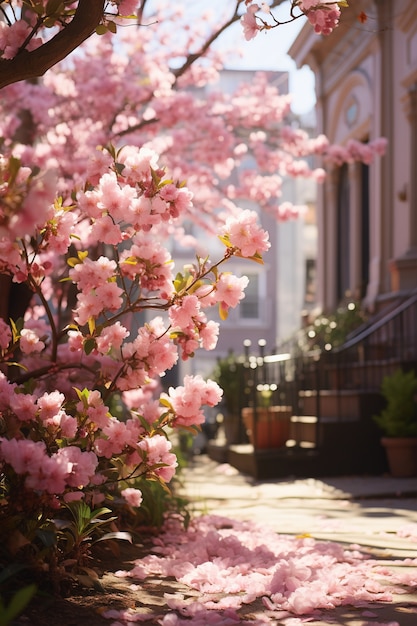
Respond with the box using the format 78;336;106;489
289;2;377;97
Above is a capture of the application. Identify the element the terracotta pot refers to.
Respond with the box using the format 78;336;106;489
242;406;291;449
381;437;417;477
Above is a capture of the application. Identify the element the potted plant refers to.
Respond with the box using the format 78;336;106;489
211;352;246;445
372;368;417;477
242;384;292;450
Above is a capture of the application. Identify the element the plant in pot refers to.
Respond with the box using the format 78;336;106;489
211;352;246;445
372;368;417;477
242;383;292;450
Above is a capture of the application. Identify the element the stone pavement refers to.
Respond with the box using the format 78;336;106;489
178;454;417;626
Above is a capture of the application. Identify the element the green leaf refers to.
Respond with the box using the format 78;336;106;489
7;156;21;187
107;20;117;34
83;337;96;355
46;0;64;15
218;234;232;248
87;317;96;335
92;531;132;544
9;317;23;342
67;256;81;267
0;584;37;626
31;3;45;16
136;413;152;433
95;23;108;35
43;16;57;27
4;361;28;372
219;302;229;321
73;387;90;407
121;256;138;265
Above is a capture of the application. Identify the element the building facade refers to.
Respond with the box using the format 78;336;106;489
289;0;417;316
170;68;318;381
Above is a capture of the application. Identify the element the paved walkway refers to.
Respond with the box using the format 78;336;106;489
178;455;417;625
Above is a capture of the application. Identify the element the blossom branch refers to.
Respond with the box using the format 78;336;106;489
0;0;106;89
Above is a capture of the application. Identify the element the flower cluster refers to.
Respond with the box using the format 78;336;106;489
299;1;341;36
0;146;269;531
241;1;342;41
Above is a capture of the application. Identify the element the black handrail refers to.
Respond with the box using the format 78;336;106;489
240;292;417;446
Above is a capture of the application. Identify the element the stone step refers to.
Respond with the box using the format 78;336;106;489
299;389;383;421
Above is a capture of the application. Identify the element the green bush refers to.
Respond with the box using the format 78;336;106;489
373;369;417;437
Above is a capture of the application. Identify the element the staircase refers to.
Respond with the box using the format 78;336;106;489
208;291;417;479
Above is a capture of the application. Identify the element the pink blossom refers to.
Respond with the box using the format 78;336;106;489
96;322;130;355
215;274;249;308
200;378;223;406
56;411;78;438
163;375;222;427
67;329;84;352
0;318;11;350
117;0;139;16
25;453;70;494
223;209;270;257
241;5;261;41
369;137;388;156
200;320;219;350
49;210;76;254
301;2;341;36
169;295;201;329
0;372;16;411
171;186;193;216
90;214;123;245
121;487;143;507
97;417;140;457
120;236;174;296
0;241;24;277
0;438;47;476
96;171;136;222
137;434;177;482
0;20;42;59
95;281;124;310
37;391;65;421
9;391;38;422
73;291;105;327
70;256;117;291
20;328;45;354
117;146;160;183
80;390;111;429
56;447;98;488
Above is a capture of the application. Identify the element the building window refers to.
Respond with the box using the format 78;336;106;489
240;273;259;320
305;258;316;306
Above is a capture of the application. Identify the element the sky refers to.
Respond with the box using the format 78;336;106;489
214;2;316;116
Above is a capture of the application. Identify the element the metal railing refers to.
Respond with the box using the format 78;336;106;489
238;291;417;444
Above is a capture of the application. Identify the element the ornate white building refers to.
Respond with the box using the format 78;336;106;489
289;0;417;315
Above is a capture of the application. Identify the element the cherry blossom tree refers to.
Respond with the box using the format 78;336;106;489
0;0;385;586
0;1;346;89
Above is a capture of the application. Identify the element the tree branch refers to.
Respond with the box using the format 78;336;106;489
172;0;288;80
0;0;106;89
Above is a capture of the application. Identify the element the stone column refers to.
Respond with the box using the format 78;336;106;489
375;0;394;293
348;162;362;299
320;166;339;311
390;82;417;291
